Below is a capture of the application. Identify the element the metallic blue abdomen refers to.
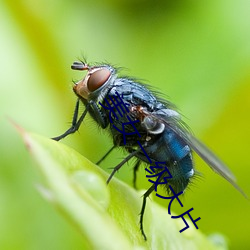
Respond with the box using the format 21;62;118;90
136;128;194;193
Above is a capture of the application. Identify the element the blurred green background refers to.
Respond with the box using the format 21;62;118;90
1;0;250;249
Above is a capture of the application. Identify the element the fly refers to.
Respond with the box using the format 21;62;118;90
52;60;247;239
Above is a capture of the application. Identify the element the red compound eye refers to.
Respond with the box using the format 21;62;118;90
87;68;111;92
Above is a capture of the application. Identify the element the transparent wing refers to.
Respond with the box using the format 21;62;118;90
149;110;247;198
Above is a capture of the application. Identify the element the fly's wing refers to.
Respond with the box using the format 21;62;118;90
178;129;248;198
152;109;248;198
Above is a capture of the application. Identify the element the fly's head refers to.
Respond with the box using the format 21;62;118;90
72;61;116;101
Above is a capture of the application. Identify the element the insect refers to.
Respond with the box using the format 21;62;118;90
52;60;246;239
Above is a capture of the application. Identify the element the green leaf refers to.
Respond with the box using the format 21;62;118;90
19;128;226;250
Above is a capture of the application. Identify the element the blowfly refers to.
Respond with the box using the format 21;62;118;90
52;60;246;239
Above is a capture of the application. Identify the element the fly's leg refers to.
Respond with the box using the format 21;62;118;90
107;148;141;184
89;100;107;129
140;171;165;240
96;145;116;165
133;160;141;189
52;99;89;141
140;184;155;240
